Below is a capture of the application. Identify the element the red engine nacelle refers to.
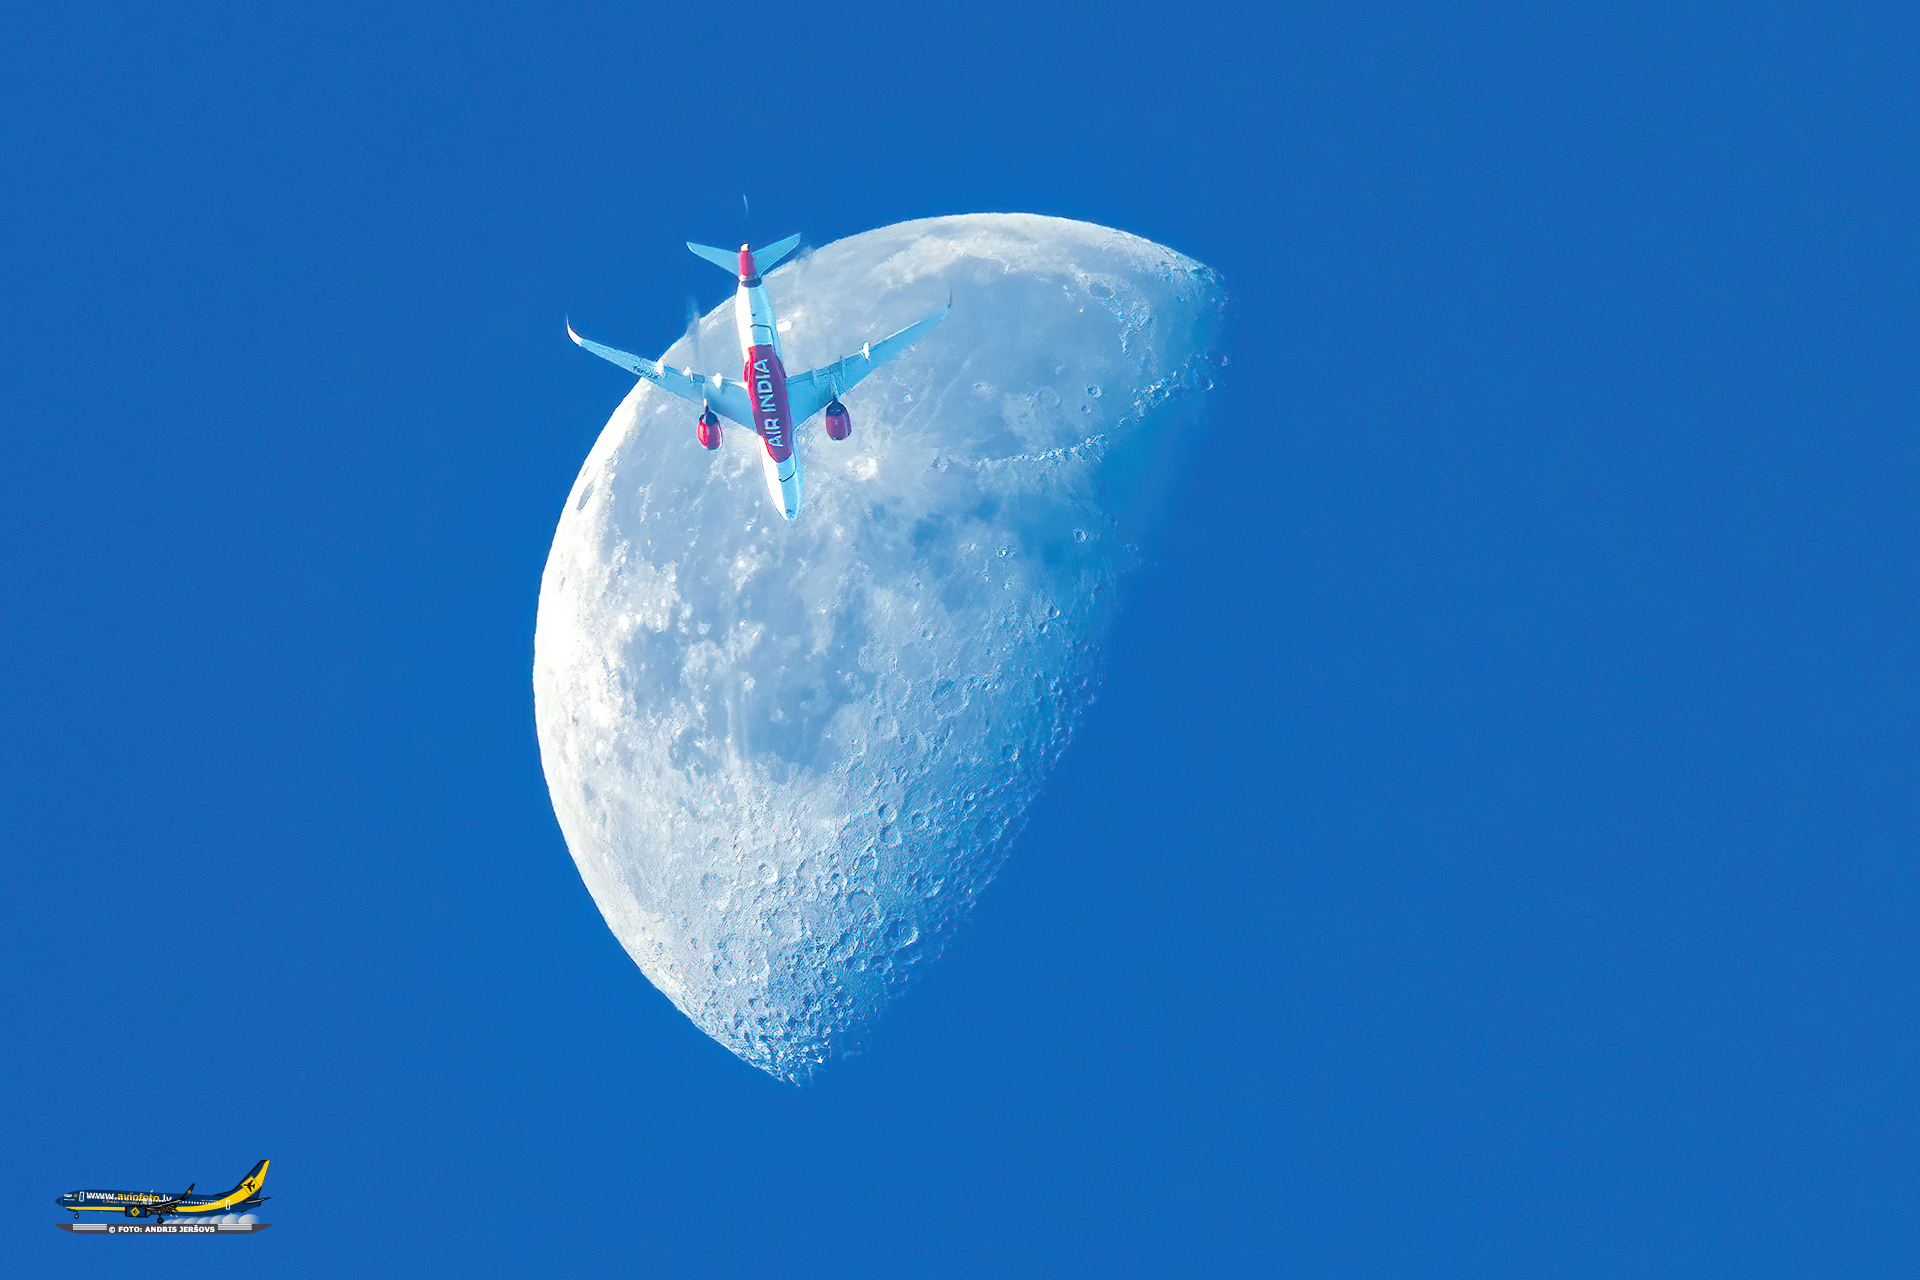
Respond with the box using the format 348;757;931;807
824;399;852;441
696;407;722;450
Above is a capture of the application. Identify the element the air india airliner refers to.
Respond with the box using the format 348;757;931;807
567;231;949;521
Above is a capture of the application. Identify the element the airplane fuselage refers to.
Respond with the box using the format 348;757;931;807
56;1188;268;1218
729;247;802;520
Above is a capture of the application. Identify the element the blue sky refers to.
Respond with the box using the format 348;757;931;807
2;1;1914;1276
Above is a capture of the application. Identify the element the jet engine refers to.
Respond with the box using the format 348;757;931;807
696;407;722;450
824;399;852;441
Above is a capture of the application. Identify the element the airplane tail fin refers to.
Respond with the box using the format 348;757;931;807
222;1160;268;1199
687;233;803;277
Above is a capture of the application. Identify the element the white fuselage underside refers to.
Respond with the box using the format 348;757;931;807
733;276;801;520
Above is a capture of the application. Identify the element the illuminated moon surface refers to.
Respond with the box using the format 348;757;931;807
535;214;1223;1081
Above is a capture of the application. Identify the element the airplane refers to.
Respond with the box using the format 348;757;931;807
56;1159;270;1222
567;230;949;521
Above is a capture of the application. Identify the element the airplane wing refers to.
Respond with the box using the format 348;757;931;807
567;321;756;427
784;301;951;425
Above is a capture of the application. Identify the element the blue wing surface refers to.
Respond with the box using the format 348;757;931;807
785;303;951;424
567;321;755;427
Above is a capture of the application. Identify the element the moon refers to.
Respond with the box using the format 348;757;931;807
535;214;1224;1081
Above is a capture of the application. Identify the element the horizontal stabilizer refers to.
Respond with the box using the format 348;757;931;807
687;241;739;274
688;234;802;276
753;232;802;273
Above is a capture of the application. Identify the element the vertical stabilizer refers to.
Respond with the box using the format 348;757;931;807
222;1160;269;1199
